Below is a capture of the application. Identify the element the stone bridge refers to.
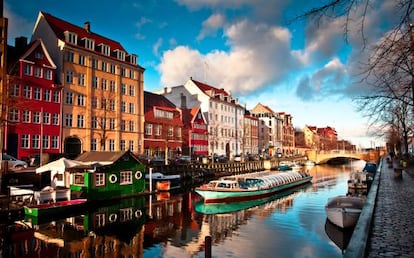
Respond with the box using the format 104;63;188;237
305;149;384;164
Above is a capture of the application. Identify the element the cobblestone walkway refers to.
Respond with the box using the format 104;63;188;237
366;160;414;258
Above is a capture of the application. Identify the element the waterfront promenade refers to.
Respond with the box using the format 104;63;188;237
345;157;414;257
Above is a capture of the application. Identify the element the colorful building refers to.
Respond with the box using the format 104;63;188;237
143;91;183;159
5;37;62;160
31;12;145;157
182;107;208;157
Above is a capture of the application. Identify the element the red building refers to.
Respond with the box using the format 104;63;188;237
182;107;208;157
143;91;183;158
5;37;62;161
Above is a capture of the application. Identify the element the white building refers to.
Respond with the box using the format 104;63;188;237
155;78;245;158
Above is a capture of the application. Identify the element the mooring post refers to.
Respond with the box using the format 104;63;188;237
205;235;212;258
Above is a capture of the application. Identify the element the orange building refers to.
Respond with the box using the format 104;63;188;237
31;12;145;157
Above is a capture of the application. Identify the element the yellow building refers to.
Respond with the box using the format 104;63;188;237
32;12;144;156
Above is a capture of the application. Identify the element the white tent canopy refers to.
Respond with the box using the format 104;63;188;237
35;157;84;174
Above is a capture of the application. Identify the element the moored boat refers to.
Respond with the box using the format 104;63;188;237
325;195;365;228
195;171;312;203
24;198;88;218
347;171;368;190
145;172;181;191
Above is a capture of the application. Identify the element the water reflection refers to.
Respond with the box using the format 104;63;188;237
1;160;366;258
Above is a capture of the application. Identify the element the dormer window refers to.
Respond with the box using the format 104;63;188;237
64;31;78;45
99;43;111;56
114;49;125;61
128;54;137;65
83;38;95;50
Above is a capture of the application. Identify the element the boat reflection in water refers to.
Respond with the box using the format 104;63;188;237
324;219;354;253
7;197;147;258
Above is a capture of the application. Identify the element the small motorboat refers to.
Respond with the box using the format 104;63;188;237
325;195;365;228
145;172;181;191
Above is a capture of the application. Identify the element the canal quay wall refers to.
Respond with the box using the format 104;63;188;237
344;156;414;258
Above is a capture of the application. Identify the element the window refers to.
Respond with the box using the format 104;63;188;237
24;64;32;75
74;173;85;185
66;32;78;44
110;99;115;111
78;73;85;86
145;124;152;135
33;88;41;100
121;101;126;112
120;120;125;131
121;84;126;94
65;114;73;127
84;38;95;50
65;51;74;62
92;76;98;89
35;52;43;59
129;103;135;114
120;171;132;185
44;69;52;80
9;109;19;122
129;140;134;152
129;121;135;132
78;55;86;65
101;118;106;129
91;116;97;129
42;135;50;149
77;94;85;106
65;92;74;105
21;134;29;148
101;78;107;90
10;84;20;97
22;110;30;123
33;112;40;124
109;139;115;151
32;135;40;149
120;140;126;151
52;114;59;125
51;136;59;149
91;139;97;151
92;97;98;108
101;61;107;72
129;70;135;79
115;50;125;61
43;112;50;124
53;91;60;102
110;118;115;130
101;44;110;56
95;173;105;186
77;115;84;128
168;126;173;137
23;85;31;98
65;71;74;84
110;80;116;92
43;89;51;101
129;85;135;96
110;64;116;74
92;59;98;69
121;67;126;76
34;67;42;78
129;54;137;65
101;98;107;109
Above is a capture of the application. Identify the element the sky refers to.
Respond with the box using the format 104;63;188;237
4;0;399;148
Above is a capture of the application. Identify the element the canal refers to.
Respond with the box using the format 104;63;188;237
1;160;366;258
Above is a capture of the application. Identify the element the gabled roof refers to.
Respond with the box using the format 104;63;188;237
20;39;56;69
144;91;177;111
190;78;229;97
182;107;206;127
75;150;131;163
252;103;276;114
40;12;126;52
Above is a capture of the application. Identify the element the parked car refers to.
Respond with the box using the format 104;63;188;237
1;153;28;170
149;157;168;166
175;155;191;164
234;154;242;162
217;155;228;163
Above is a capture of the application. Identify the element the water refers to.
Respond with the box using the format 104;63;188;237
1;160;365;258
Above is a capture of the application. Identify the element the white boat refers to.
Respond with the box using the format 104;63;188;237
195;171;313;203
325;195;365;228
304;160;315;167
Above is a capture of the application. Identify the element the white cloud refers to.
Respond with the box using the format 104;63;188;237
152;38;163;56
197;13;225;40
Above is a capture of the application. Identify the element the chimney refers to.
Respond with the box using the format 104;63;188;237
15;36;28;50
84;21;90;33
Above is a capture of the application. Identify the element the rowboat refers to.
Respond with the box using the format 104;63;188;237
24;199;88;218
325;195;365;228
195;171;312;203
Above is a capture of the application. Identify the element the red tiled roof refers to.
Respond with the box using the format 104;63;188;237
191;79;229;96
144;91;183;126
42;12;125;52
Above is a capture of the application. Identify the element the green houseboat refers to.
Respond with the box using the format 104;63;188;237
69;150;146;201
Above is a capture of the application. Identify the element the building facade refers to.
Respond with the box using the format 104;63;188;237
279;112;295;156
31;12;145;157
243;112;259;156
143;91;183;159
182;107;208;157
5;38;62;161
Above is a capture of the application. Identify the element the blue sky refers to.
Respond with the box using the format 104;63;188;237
5;0;396;148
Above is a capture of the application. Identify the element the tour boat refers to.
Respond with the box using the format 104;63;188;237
195;171;313;203
24;198;88;218
325;195;365;228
